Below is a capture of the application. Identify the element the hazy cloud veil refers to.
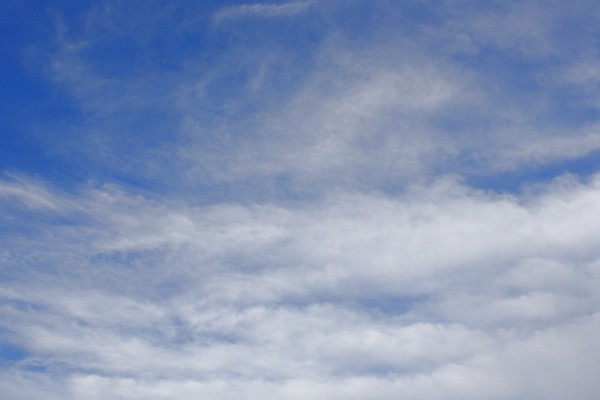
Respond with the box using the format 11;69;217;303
2;1;600;399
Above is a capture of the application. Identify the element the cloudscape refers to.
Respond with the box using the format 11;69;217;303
2;1;600;399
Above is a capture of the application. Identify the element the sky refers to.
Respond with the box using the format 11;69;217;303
2;0;600;398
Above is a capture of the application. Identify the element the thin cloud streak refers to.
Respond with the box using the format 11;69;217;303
213;1;316;23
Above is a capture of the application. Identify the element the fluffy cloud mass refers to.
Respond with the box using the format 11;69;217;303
2;1;600;399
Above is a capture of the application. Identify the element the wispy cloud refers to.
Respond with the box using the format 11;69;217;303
214;1;315;23
0;176;59;210
30;0;600;194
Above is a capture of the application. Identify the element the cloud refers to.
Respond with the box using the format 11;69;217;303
214;1;315;23
0;179;57;210
27;0;600;195
3;1;600;398
2;172;600;397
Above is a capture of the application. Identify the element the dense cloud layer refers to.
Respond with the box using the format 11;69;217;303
2;0;600;399
2;172;600;398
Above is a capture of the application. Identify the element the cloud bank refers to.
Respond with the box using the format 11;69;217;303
2;172;600;398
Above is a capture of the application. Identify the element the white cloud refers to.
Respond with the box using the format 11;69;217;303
2;172;600;397
214;1;315;23
0;174;63;210
31;0;600;192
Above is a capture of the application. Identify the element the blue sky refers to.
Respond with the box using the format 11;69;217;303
2;1;600;399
